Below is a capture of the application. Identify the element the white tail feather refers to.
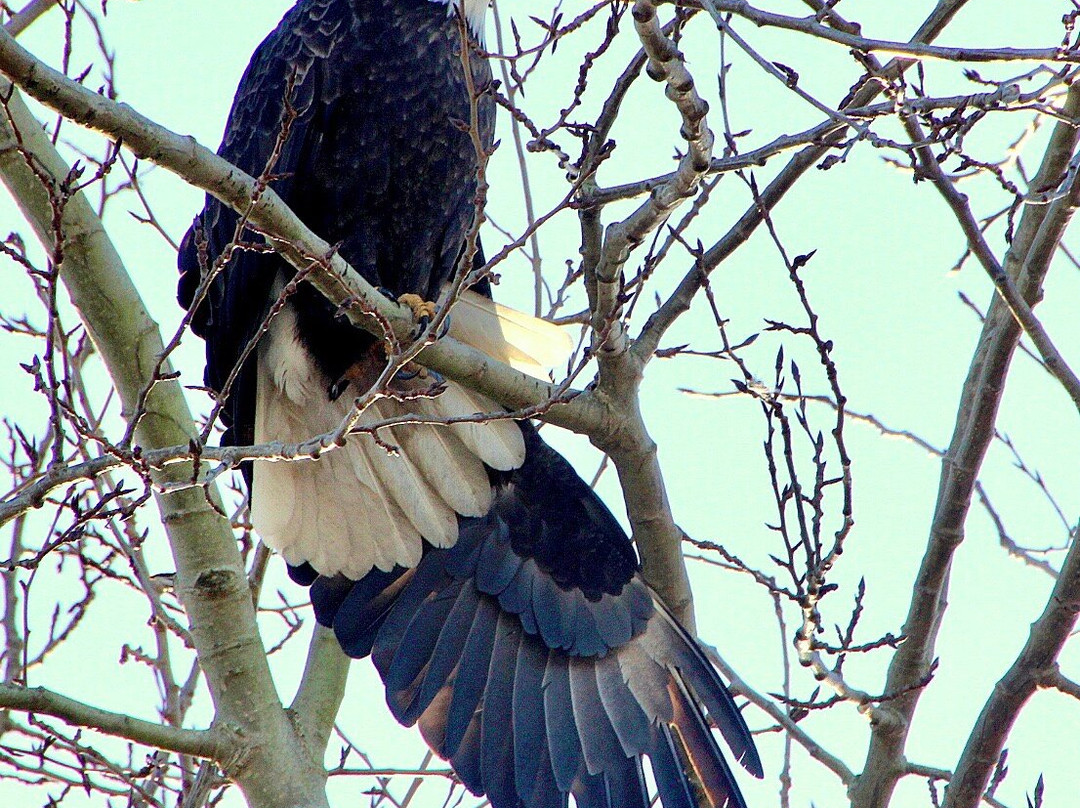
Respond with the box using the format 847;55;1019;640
383;396;493;518
356;400;459;547
250;299;524;579
448;291;573;379
252;311;422;577
412;383;525;472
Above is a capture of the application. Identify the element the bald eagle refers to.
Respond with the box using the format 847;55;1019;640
177;1;761;806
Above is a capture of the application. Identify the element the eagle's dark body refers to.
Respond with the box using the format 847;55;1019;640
178;1;761;807
181;0;493;437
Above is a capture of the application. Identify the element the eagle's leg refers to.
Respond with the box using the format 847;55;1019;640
329;356;445;401
328;349;387;402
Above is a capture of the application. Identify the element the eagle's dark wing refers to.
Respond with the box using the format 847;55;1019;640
296;423;763;808
177;1;761;806
178;0;337;449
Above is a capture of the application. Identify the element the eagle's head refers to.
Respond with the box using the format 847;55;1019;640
430;0;488;41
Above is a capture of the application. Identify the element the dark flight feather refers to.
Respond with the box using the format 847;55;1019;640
569;657;624;776
652;723;700;808
541;652;583;793
442;595;498;759
599;756;651;808
409;581;479;722
512;640;549;801
480;613;521;808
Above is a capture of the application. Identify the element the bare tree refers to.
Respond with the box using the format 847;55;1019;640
0;1;1078;808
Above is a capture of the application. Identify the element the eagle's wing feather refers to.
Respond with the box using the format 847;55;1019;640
304;424;763;808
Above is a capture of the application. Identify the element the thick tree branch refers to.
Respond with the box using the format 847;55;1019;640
0;84;330;808
940;526;1080;808
289;626;350;766
851;80;1080;808
0;683;225;758
592;0;712;353
577;0;717;627
0;25;608;438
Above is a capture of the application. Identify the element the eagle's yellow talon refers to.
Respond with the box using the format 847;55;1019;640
398;293;437;321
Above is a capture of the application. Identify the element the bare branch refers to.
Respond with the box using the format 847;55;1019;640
0;683;224;758
0;26;610;438
941;523;1080;808
2;0;55;37
852;74;1080;808
669;0;1080;64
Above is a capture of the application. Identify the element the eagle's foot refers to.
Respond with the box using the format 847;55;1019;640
393;365;421;382
398;293;438;328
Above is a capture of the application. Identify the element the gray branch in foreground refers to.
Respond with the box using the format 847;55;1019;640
289;625;351;763
0;683;225;759
851;77;1080;808
0;83;334;808
0;24;607;440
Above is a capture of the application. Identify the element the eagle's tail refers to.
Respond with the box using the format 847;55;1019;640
448;290;574;380
251;298;527;579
